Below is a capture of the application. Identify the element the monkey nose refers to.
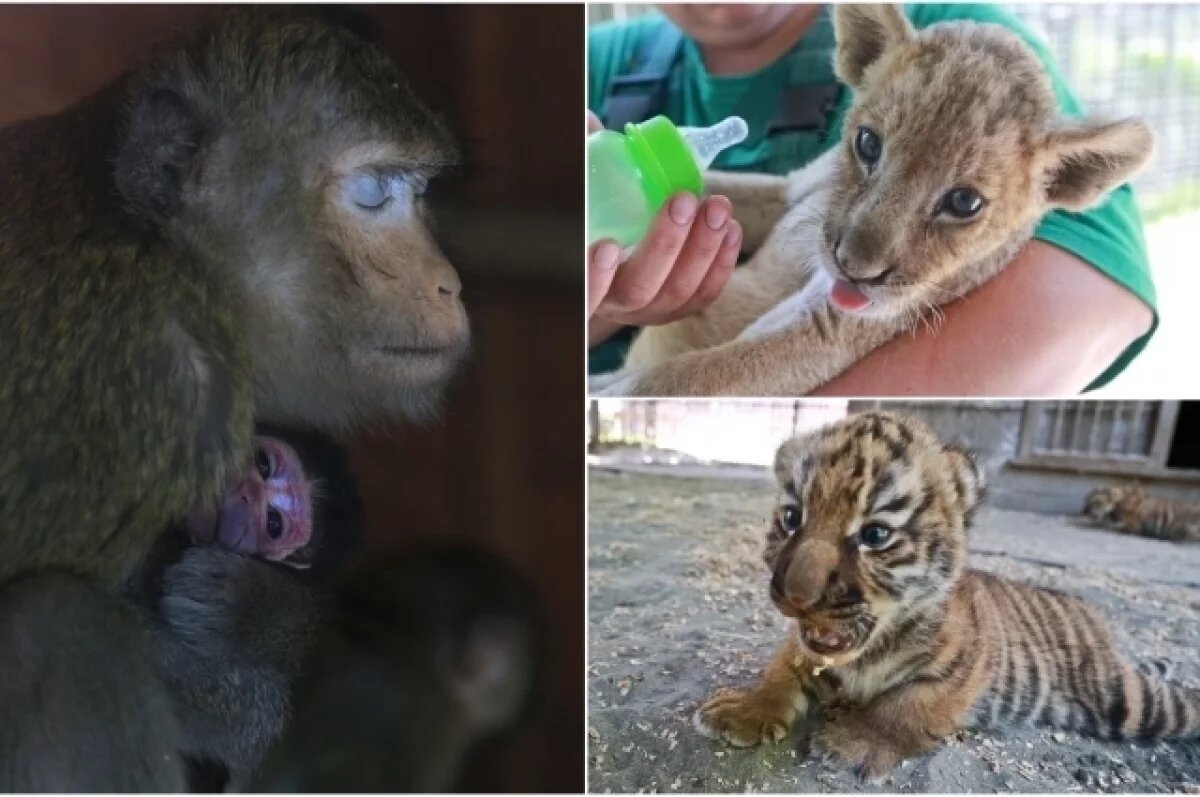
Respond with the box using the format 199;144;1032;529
239;479;266;506
434;272;461;303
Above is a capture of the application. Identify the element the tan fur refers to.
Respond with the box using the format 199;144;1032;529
1083;484;1200;543
694;412;1200;778
599;5;1153;396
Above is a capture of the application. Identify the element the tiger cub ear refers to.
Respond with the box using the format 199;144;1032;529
942;445;986;516
773;436;809;486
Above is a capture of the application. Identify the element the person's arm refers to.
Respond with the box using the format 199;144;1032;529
809;239;1153;396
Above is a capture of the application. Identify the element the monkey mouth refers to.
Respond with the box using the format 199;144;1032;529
276;544;314;570
369;340;469;377
378;344;456;358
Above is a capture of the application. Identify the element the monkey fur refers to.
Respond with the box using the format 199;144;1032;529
0;9;469;790
134;425;365;792
131;430;537;793
254;544;541;793
0;7;468;588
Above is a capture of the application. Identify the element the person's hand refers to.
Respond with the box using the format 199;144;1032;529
586;112;741;347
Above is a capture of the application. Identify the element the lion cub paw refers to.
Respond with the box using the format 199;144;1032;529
692;688;795;748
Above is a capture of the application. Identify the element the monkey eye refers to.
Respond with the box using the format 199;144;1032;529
266;507;284;540
349;173;390;209
347;172;426;212
255;448;272;480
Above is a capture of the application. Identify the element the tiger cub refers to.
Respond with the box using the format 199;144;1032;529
695;412;1200;778
1084;484;1200;543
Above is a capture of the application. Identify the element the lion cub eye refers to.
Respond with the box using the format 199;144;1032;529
854;126;882;170
859;523;893;549
779;505;802;534
937;187;984;219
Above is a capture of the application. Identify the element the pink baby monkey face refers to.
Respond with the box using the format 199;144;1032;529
185;436;315;566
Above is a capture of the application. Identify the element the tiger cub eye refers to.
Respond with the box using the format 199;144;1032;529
860;523;892;548
779;506;802;533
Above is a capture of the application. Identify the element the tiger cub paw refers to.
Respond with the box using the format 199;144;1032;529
692;688;796;748
811;714;905;782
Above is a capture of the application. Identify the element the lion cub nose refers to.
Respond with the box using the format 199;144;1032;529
834;229;895;285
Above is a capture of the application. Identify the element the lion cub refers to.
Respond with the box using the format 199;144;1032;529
694;412;1200;778
596;5;1153;396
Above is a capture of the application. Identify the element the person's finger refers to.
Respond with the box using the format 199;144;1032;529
600;193;698;314
668;221;741;321
638;195;731;318
587;239;622;317
586;110;603;134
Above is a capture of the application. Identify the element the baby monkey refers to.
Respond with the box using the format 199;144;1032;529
182;434;322;569
145;428;538;792
136;424;363;792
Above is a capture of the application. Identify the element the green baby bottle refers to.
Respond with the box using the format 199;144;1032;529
588;115;749;247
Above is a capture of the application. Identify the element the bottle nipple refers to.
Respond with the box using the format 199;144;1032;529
678;116;749;170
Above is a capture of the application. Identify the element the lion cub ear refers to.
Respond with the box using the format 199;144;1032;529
942;445;987;516
1040;119;1154;211
833;4;916;89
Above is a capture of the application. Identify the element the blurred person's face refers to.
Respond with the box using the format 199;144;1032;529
657;4;811;49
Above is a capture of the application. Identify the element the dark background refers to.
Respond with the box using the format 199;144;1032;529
0;4;584;792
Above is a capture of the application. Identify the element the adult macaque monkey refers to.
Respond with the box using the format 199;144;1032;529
0;8;467;790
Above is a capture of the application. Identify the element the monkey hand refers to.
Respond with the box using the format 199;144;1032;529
160;547;319;669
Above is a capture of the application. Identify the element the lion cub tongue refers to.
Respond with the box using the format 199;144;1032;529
830;279;871;312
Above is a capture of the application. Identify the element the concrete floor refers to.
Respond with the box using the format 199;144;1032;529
588;468;1200;793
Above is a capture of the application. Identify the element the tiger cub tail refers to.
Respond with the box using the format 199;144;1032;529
1103;660;1200;740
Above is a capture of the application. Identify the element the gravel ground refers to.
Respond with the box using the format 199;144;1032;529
588;467;1200;794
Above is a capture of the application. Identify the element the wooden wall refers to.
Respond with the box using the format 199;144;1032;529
0;5;584;791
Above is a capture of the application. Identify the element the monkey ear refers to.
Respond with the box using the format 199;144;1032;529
833;4;915;89
1040;118;1154;211
942;445;987;517
115;88;206;224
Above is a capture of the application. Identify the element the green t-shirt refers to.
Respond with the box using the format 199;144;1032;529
588;5;1157;388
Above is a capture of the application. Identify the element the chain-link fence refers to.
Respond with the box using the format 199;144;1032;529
589;3;1200;221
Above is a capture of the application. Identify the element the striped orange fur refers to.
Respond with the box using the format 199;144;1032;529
1084;484;1200;543
695;412;1200;778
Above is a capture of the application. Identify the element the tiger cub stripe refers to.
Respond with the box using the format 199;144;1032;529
1083;484;1200;543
